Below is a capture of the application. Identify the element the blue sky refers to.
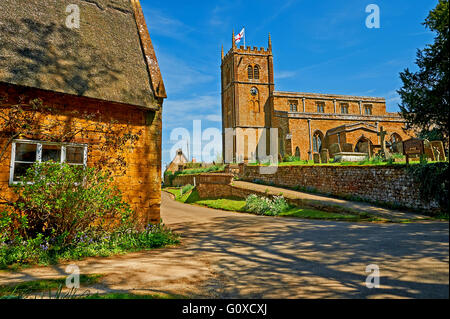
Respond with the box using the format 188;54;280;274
139;0;437;167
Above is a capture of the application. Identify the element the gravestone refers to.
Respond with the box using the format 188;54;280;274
358;141;372;157
431;141;445;161
377;126;388;154
377;126;391;159
392;141;404;154
320;149;329;164
313;153;321;164
403;138;424;164
329;143;341;157
342;143;353;152
423;140;435;161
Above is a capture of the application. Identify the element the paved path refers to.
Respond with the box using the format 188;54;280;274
233;181;427;221
0;192;448;298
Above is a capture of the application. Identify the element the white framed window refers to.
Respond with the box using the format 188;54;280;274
9;140;88;185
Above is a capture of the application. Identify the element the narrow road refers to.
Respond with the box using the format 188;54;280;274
1;192;448;298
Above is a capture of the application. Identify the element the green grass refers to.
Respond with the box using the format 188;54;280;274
0;275;187;299
278;207;378;221
165;187;181;198
195;198;247;212
248;159;438;167
0;274;104;297
164;187;200;204
82;292;185;299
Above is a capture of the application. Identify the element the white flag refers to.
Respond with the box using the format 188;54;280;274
235;28;245;45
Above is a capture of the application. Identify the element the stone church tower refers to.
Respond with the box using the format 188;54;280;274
221;33;410;163
221;32;275;163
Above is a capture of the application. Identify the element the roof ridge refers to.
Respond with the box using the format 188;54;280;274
130;0;167;99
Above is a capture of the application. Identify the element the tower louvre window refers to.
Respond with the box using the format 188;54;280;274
248;65;253;80
253;65;260;79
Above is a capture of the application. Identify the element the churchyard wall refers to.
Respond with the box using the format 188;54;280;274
238;164;439;211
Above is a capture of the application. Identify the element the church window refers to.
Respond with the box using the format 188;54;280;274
253;65;260;80
364;104;373;115
340;103;349;114
289;101;298;112
312;131;323;153
248;65;253;80
390;133;402;144
316;102;325;113
295;146;300;158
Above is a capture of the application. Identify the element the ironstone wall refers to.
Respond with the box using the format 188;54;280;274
237;164;438;211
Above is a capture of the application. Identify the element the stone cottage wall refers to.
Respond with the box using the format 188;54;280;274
0;83;162;225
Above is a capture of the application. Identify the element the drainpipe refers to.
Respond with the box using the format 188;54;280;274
308;119;312;160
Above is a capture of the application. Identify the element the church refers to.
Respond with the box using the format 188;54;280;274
221;33;411;162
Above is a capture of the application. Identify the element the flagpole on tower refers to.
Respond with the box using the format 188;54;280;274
243;27;245;48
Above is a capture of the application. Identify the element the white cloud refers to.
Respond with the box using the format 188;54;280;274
275;70;297;80
163;94;221;128
145;8;194;40
205;114;222;122
157;52;215;95
384;90;402;112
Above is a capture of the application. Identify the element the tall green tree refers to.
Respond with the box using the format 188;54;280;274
398;0;449;143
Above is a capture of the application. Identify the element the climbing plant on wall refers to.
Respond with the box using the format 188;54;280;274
407;162;449;214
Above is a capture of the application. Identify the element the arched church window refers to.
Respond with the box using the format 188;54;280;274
390;133;402;144
253;65;260;79
312;131;323;153
248;65;253;80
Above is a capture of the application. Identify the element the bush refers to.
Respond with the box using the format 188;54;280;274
407;162;449;214
283;155;300;163
7;162;132;246
0;162;179;268
0;221;179;268
244;194;289;216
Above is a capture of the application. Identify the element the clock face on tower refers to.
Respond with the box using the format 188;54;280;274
250;87;258;96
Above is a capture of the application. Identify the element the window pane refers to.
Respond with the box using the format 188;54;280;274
254;66;259;79
66;146;84;164
15;143;37;162
13;162;34;181
42;144;61;162
248;66;253;79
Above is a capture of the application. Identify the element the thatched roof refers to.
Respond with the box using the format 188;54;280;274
0;0;166;109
